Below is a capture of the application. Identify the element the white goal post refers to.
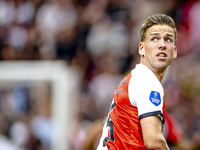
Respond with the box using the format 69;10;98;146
0;61;72;150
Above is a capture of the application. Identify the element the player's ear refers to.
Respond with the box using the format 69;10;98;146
173;46;177;59
139;42;145;56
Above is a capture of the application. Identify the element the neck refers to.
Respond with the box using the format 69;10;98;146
140;58;167;83
150;67;166;83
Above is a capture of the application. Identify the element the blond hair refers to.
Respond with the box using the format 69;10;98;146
140;14;177;44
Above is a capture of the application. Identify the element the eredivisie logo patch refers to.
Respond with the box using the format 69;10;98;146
149;91;161;106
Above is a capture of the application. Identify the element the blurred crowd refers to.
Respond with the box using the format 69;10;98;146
0;0;200;150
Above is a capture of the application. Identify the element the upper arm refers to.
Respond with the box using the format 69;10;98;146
140;115;169;150
129;70;168;149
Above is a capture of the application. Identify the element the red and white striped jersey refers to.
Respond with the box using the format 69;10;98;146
97;64;166;150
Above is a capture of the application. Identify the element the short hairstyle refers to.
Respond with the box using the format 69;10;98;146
140;14;177;44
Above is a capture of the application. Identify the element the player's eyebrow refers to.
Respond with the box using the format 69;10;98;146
150;32;174;37
166;33;174;37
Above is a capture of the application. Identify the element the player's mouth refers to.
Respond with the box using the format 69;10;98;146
156;52;167;59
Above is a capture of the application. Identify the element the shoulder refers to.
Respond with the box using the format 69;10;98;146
130;64;162;89
129;64;164;106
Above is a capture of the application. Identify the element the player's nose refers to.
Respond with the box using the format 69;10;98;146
158;38;166;50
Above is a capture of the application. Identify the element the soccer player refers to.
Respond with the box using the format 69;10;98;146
97;14;177;150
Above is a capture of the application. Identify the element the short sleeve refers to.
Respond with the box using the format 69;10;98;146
129;72;164;123
136;86;164;121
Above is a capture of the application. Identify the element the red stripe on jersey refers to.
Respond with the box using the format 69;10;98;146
107;73;146;149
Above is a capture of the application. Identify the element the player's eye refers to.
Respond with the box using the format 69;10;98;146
166;38;171;42
165;38;173;43
152;37;158;41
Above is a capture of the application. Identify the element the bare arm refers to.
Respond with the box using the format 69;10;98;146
140;115;170;150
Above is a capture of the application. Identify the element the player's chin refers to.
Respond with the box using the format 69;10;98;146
158;58;172;65
155;62;170;72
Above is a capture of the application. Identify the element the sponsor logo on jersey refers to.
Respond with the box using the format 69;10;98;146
149;91;161;106
119;77;128;86
114;88;123;94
